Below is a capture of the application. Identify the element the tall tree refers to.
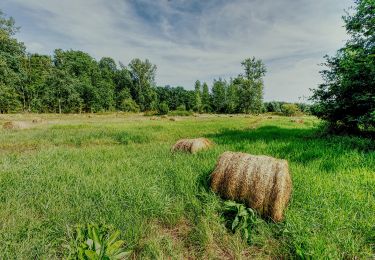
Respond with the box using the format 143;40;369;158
114;64;133;110
128;58;157;111
211;78;227;113
194;80;202;112
22;54;53;112
311;0;375;132
226;79;239;113
0;10;25;112
237;57;266;114
201;82;211;112
45;69;82;113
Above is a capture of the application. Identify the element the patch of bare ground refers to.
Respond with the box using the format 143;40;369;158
0;143;38;154
133;218;275;259
3;121;32;130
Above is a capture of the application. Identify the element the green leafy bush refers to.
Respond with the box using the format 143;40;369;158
67;223;131;260
176;104;186;111
281;103;301;117
310;0;375;133
119;98;140;113
222;201;259;243
157;102;169;115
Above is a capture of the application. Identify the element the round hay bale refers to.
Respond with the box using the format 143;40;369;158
210;152;292;222
172;138;213;154
3;121;30;130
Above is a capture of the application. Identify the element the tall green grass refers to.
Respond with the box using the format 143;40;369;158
0;114;374;258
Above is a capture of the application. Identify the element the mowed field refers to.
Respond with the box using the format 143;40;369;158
0;114;374;259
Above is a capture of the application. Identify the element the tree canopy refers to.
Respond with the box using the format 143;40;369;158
311;0;375;133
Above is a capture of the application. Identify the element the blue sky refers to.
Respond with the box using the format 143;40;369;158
1;0;353;102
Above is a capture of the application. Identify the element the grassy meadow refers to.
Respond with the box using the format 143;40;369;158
0;113;374;259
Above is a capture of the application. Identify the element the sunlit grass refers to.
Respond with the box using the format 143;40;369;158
0;114;374;258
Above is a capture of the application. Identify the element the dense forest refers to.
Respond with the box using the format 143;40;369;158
0;10;310;115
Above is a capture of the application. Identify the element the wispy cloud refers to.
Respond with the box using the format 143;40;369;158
1;0;352;101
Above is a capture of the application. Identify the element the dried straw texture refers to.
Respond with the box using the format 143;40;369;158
172;138;213;154
3;121;30;130
210;152;292;222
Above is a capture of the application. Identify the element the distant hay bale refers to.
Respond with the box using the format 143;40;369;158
3;121;30;130
172;138;213;154
210;152;292;222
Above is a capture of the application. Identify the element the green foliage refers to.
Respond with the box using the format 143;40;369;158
225;81;240;113
311;0;375;132
23;54;53;112
194;80;202;113
241;57;267;82
128;58;157;111
295;103;311;114
236;57;266;114
0;10;19;35
211;79;227;113
0;12;26;111
155;86;195;111
222;201;259;244
157;102;169;115
67;223;131;260
264;102;311;115
119;98;140;113
0;84;21;113
167;104;193;116
281;103;301;117
264;101;284;113
201;82;211;112
176;104;186;111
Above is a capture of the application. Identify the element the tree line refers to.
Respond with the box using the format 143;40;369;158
0;11;275;115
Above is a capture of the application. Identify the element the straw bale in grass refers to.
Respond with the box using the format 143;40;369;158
210;151;292;222
172;138;213;154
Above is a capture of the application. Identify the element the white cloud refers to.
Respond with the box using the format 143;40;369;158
2;0;352;101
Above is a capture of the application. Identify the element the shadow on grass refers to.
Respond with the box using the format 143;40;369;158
204;125;374;174
207;125;374;153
